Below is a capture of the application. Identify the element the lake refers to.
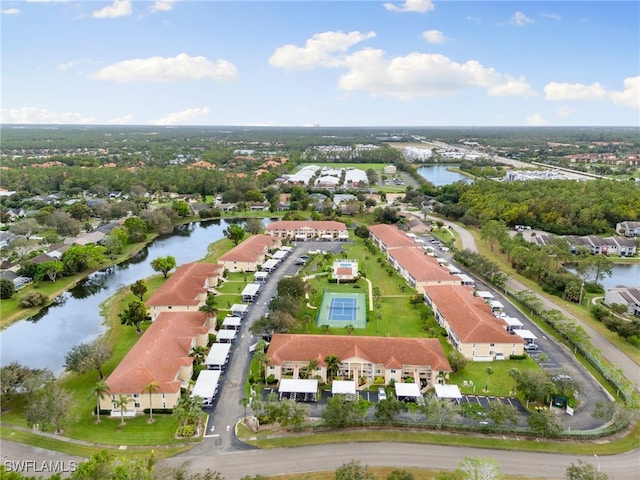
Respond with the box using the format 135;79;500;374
0;219;255;375
416;164;471;186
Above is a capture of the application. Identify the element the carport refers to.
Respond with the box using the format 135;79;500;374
331;380;357;400
217;329;237;343
241;283;261;302
394;382;422;403
191;370;221;406
271;250;287;261
278;379;318;402
230;304;249;317
205;343;231;370
434;384;462;404
503;317;524;332
222;316;242;330
514;329;538;343
261;259;279;272
254;271;268;283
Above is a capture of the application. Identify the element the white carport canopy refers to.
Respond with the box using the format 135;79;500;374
271;250;287;260
514;329;537;341
191;370;221;404
394;382;421;399
205;343;231;368
262;259;279;271
230;304;249;315
503;317;524;329
278;379;318;394
242;283;260;296
434;384;462;401
476;290;494;300
222;316;242;329
447;264;462;274
217;329;238;342
254;271;268;281
490;300;505;310
457;274;475;285
331;380;357;395
280;246;293;253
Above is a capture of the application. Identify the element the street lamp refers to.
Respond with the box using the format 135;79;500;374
594;454;600;473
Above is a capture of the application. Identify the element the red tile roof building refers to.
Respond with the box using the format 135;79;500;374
266;334;451;386
146;262;222;320
218;234;280;272
423;285;524;360
266;220;349;241
101;311;212;413
388;247;461;288
369;224;418;252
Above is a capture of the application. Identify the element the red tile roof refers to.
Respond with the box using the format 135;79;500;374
388;247;455;283
218;234;278;263
106;311;208;394
423;285;522;344
146;262;222;307
266;220;347;232
369;224;417;249
267;334;451;372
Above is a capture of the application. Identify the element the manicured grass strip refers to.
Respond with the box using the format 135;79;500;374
0;426;194;459
242;420;640;455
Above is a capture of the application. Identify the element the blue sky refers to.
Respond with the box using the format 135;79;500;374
1;0;638;127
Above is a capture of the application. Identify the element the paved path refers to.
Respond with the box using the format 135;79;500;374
415;213;640;393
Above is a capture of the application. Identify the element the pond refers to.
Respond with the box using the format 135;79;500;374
416;164;472;186
566;263;640;289
0;219;261;375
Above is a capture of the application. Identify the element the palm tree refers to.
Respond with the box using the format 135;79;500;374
508;368;520;395
484;367;494;392
114;394;132;426
142;381;160;423
345;324;354;335
190;346;208;366
199;294;219;321
239;397;250;420
88;380;110;424
254;348;269;380
324;354;341;381
307;359;319;379
321;324;330;334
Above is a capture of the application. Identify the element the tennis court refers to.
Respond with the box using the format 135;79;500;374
316;291;367;329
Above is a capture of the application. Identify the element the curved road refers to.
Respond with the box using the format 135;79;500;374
419;213;640;393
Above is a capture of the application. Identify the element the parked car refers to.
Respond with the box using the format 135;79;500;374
524;343;540;352
378;388;387;401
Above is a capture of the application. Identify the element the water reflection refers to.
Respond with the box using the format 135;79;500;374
0;219;251;375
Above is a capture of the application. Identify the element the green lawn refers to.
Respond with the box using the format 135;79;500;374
450;358;538;397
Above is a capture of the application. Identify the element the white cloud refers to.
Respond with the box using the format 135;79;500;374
1;8;20;14
149;0;176;13
384;0;434;14
422;30;445;44
539;13;562;21
91;53;238;83
109;114;135;124
149;107;210;125
58;60;79;71
487;75;536;97
610;76;640;109
92;0;132;19
337;49;532;100
544;82;608;101
269;31;376;70
510;11;534;26
525;114;547;126
0;107;94;124
555;105;576;117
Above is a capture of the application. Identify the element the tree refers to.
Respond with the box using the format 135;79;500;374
9;218;41;240
64;338;113;379
130;279;148;301
374;396;407;425
224;224;245;245
142;381;160;423
508;368;520;395
61;244;107;275
566;460;609;480
484;367;494;392
88;380;110;424
387;470;415;480
151;255;177;278
487;400;518;427
199;294;219;319
277;276;306;298
190;346;208;365
37;260;63;282
424;395;459;429
239;397;251;420
447;350;468;374
0;278;14;299
25;383;76;434
457;457;501;480
172;200;191;217
323;396;367;428
244;218;264;235
528;409;563;437
324;354;341;381
123;216;148;242
113;394;132;426
119;299;148;333
334;460;375;480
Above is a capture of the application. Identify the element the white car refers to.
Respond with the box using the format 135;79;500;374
378;388;387;401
